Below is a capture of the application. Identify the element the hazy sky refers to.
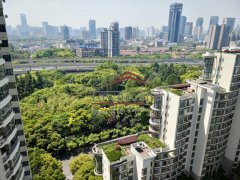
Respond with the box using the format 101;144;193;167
4;0;240;29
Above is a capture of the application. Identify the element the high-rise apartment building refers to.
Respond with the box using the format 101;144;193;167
178;16;187;43
100;28;108;57
100;22;120;57
223;18;236;33
89;19;96;40
19;14;29;37
0;1;32;179
168;3;183;43
93;49;240;180
209;16;219;27
184;22;193;38
207;25;221;50
108;22;120;57
60;25;70;41
42;21;48;37
125;26;133;40
194;17;204;41
207;24;230;50
218;24;231;49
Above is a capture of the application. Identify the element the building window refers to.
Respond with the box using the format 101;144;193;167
20;140;26;146
15;119;23;125
1;40;9;47
12;95;19;101
3;55;11;62
5;69;13;75
22;161;29;166
20;151;27;156
9;82;16;89
196;123;200;129
17;130;24;136
13;107;20;113
0;24;6;32
24;171;31;176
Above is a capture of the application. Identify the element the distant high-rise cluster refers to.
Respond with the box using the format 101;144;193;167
207;17;235;50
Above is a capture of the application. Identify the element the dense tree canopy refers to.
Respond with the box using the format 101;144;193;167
31;48;76;59
70;154;103;180
28;148;65;180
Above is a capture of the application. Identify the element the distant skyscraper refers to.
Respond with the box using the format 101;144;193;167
207;23;231;50
207;24;221;49
218;24;231;49
194;17;204;40
20;14;28;27
209;16;219;26
100;28;108;56
161;26;168;33
168;3;183;43
223;17;236;33
125;26;133;40
89;19;96;40
178;16;187;42
132;27;139;39
184;22;193;38
42;21;48;36
20;14;29;37
108;22;120;57
60;25;70;41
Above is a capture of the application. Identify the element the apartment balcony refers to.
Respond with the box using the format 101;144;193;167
149;119;161;126
150;112;162;119
150;105;161;111
7;154;22;180
149;126;161;134
0;128;17;148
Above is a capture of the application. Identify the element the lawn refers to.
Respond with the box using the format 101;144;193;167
137;134;165;149
100;143;126;162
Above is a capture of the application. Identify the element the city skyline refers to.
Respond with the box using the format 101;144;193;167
3;0;240;29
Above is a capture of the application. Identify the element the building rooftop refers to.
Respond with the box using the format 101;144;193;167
96;133;165;162
131;142;156;159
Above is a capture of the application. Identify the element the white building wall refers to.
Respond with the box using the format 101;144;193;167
164;92;180;149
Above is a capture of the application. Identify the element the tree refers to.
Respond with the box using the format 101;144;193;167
28;148;65;180
69;154;102;180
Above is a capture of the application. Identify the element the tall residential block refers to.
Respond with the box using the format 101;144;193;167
168;3;183;43
184;22;193;38
207;25;221;50
60;25;70;41
207;24;230;50
100;28;108;56
194;17;204;41
89;19;96;40
108;22;120;57
209;16;219;28
92;49;240;180
19;14;29;37
178;16;187;42
223;18;236;33
124;26;133;40
0;1;32;179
